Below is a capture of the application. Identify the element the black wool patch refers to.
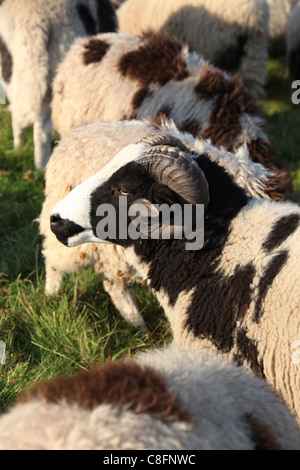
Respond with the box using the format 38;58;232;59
96;0;118;33
0;35;13;83
214;34;248;72
262;213;300;253
234;329;265;379
77;4;97;35
253;250;289;323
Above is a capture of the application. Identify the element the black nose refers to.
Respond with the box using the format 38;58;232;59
50;214;85;245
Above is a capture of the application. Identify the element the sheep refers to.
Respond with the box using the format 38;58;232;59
39;118;281;333
116;0;270;97
287;2;300;81
51;30;291;200
1;345;299;450
267;0;299;56
0;0;118;169
50;133;300;423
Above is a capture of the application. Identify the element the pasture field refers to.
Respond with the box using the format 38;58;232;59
0;57;299;414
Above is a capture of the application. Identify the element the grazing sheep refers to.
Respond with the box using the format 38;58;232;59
39;118;278;333
0;345;299;450
116;0;270;97
267;0;299;56
0;0;118;169
287;2;300;81
51;30;291;200
50;133;300;422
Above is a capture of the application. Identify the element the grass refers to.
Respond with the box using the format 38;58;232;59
0;57;300;414
0;107;171;413
262;58;300;201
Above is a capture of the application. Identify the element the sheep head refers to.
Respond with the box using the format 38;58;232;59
50;135;209;250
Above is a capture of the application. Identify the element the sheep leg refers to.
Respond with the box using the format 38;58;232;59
102;278;149;333
45;263;64;296
33;104;52;170
12;116;24;149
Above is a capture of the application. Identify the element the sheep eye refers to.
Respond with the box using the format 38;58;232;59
118;189;130;196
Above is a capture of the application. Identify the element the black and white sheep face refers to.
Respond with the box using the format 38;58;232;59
50;142;149;247
50;136;210;249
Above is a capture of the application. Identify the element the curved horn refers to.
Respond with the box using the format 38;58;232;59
139;134;192;151
137;135;210;209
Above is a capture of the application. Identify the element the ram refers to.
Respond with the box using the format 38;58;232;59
39;119;279;333
0;0;118;169
0;345;299;450
116;0;270;97
51;30;291;199
286;2;300;81
50;133;300;422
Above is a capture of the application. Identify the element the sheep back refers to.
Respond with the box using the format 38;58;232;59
0;346;299;450
51;31;291;201
117;0;269;96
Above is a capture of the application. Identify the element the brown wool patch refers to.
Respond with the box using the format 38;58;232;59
245;413;283;450
0;36;13;83
131;87;152;112
195;65;259;147
266;174;291;202
82;38;111;66
246;139;292;201
119;31;190;86
151;112;170;127
119;31;189;111
23;361;194;424
152;106;174;126
195;67;291;200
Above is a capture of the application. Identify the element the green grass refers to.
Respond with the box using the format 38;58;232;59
0;271;170;411
0;107;171;413
263;57;300;201
0;57;300;414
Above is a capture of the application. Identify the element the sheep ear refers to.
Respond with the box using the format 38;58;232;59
129;197;157;223
128;198;159;238
130;198;159;218
128;198;184;240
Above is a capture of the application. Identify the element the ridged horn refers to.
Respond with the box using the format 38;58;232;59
137;135;210;209
139;134;192;151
